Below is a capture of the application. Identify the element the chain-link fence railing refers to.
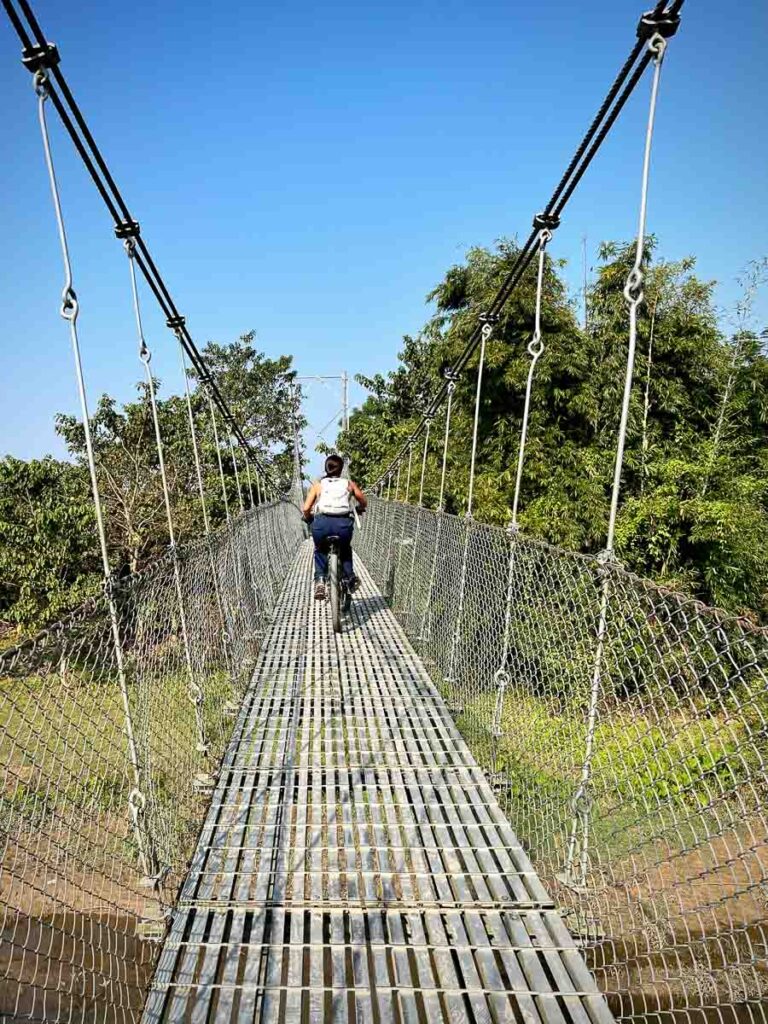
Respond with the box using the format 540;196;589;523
0;499;303;1024
357;495;768;1024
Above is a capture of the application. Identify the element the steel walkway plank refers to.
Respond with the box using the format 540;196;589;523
142;543;614;1024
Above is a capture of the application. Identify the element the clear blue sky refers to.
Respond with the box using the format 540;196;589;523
1;0;766;478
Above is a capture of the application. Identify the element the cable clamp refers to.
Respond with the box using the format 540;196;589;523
637;8;680;41
494;669;510;689
102;572;121;601
532;212;560;232
479;312;498;342
528;336;545;359
596;547;621;576
166;315;186;331
570;784;593;817
21;42;60;74
115;219;141;239
128;788;147;817
60;286;78;323
623;266;644;305
443;368;461;383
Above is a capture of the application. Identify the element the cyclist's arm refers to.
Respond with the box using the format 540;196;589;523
349;481;367;511
303;483;319;517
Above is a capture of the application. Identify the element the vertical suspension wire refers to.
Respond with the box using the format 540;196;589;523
228;435;245;514
438;378;457;513
178;345;210;534
407;417;432;624
124;239;210;768
465;319;491;519
563;31;670;888
369;475;382;554
404;444;414;504
394;443;415;601
511;230;551;526
32;67;155;883
206;389;230;522
447;319;493;685
178;341;233;677
386;463;403;597
370;473;388;574
381;472;393;563
492;229;553;772
417;419;431;507
227;436;263;635
244;455;255;507
420;375;457;644
204;386;246;654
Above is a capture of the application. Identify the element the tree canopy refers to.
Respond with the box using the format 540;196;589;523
342;242;768;620
3;247;767;636
0;335;300;637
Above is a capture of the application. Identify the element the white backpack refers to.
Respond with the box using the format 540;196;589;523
315;476;352;515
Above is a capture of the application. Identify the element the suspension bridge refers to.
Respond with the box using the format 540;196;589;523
1;1;766;1023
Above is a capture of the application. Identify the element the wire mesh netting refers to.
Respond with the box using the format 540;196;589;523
0;500;303;1024
357;495;768;1024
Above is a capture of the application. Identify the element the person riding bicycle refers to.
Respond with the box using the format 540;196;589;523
303;454;367;601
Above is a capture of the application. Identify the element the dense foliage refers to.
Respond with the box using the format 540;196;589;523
342;242;768;620
0;334;300;636
4;245;767;634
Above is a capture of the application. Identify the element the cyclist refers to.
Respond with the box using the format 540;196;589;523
302;454;367;601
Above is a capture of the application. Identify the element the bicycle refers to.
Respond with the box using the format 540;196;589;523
326;533;353;634
305;506;363;633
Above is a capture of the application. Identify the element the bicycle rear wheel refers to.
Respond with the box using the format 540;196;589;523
329;549;341;633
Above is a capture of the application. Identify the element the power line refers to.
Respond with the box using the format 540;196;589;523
373;1;684;488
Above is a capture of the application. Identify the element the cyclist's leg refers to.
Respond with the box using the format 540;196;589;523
311;516;329;580
338;519;355;582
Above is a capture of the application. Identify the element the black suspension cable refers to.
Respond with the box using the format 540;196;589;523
373;1;684;488
2;0;279;492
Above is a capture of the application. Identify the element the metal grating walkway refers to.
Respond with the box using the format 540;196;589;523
141;542;614;1024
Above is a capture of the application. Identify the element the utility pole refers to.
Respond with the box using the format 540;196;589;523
341;371;349;434
295;373;350;447
294;372;353;475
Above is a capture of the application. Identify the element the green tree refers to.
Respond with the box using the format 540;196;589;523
56;384;200;574
343;239;768;617
0;456;98;631
0;336;301;632
199;332;304;486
